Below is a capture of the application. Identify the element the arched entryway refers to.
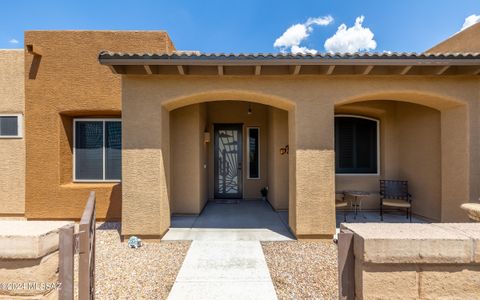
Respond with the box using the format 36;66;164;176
334;92;469;222
166;98;293;239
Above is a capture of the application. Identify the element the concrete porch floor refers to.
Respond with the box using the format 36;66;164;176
162;200;294;241
336;210;428;228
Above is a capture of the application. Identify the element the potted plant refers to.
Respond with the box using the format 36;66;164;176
261;186;268;201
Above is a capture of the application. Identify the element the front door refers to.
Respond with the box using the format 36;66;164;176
214;124;243;199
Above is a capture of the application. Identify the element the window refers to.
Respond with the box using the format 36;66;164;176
335;116;378;174
74;119;121;181
0;114;22;138
247;127;260;179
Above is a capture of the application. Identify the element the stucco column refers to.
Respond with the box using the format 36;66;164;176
289;100;336;238
121;96;171;238
441;106;470;222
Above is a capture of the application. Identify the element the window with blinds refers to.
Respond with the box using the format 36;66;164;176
335;116;378;174
74;119;121;181
0;114;22;138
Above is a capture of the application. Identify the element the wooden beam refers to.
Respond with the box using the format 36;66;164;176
217;65;224;76
436;65;450;75
326;65;335;75
144;65;153;75
108;65;119;74
292;65;301;75
255;65;261;76
177;65;185;75
400;65;412;75
362;65;374;75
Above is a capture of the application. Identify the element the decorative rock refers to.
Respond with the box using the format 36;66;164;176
128;236;143;248
461;203;480;222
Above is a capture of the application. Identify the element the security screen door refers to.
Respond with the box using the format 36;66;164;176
214;124;243;199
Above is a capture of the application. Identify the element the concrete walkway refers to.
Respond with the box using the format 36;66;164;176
167;241;277;300
166;200;281;299
163;200;294;241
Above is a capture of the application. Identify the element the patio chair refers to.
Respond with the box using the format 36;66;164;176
335;192;348;222
380;180;412;222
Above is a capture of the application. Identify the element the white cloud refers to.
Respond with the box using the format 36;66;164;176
461;14;480;31
8;38;19;44
274;15;333;53
324;16;377;53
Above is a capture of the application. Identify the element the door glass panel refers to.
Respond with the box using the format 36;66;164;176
217;129;239;195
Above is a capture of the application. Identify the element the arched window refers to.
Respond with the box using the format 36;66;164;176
335;116;379;174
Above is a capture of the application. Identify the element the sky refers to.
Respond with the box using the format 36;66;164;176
1;1;479;53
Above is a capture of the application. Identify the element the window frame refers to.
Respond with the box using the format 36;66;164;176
73;118;122;183
247;127;261;180
0;113;23;139
335;115;380;176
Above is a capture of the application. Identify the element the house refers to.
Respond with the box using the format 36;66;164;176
0;25;479;240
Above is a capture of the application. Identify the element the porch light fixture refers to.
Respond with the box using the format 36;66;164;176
247;104;252;115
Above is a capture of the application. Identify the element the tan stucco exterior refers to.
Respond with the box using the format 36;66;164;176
428;22;480;53
336;100;442;221
0;29;474;240
24;31;174;220
120;75;479;238
0;50;25;216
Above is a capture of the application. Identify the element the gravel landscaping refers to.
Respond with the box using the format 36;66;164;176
262;241;338;300
93;222;190;299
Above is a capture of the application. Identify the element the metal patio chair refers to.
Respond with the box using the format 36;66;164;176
380;180;412;222
336;191;348;222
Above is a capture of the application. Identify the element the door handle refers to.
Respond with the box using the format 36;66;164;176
238;162;242;170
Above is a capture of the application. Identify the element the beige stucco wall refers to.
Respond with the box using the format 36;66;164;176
121;75;479;238
335;101;441;221
428;22;480;53
171;104;204;214
0;50;25;216
267;107;289;210
24;31;174;221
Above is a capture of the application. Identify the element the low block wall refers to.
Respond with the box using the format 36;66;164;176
340;223;480;299
0;221;72;299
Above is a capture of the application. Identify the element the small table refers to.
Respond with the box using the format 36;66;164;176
345;191;370;220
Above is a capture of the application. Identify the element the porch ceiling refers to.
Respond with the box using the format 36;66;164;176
99;51;480;76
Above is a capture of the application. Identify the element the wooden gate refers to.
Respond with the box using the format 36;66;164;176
59;191;96;299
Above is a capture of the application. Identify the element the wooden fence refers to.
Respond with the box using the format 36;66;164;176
59;191;96;300
337;229;354;300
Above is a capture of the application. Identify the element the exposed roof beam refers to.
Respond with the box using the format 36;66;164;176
400;65;413;75
436;65;450;75
108;65;119;74
326;65;335;75
144;65;153;75
362;65;374;75
177;65;185;75
255;65;261;76
292;65;301;75
217;65;224;76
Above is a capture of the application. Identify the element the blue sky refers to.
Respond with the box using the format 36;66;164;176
1;1;479;53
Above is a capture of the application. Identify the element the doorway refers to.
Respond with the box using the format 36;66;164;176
214;124;243;199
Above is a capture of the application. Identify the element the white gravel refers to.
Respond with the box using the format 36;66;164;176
262;241;338;300
93;222;190;299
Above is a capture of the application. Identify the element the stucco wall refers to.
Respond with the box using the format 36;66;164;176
267;107;289;210
24;31;174;220
0;50;24;216
121;75;478;237
428;22;480;53
335;101;442;221
171;104;205;214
